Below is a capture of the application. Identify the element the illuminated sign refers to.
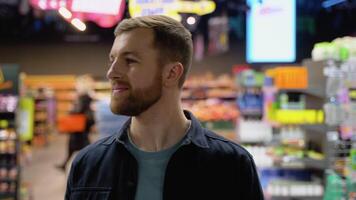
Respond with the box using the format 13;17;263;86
69;0;126;28
71;0;122;15
30;0;67;10
30;0;126;28
246;0;296;63
129;0;216;21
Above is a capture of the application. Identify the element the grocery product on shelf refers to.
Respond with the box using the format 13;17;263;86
23;75;76;119
33;88;55;146
238;120;272;143
23;75;77;146
244;146;273;168
310;37;356;199
182;73;239;140
265;67;324;126
233;65;330;199
265;67;308;90
324;170;355;200
0;64;20;200
266;180;323;198
312;36;356;62
234;69;272;145
182;100;238;122
237;88;263;118
324;66;356;198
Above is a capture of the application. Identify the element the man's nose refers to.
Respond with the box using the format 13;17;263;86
106;59;124;80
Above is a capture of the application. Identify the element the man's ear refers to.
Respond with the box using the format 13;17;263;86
163;62;184;87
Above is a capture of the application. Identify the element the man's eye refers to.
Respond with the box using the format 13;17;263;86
126;58;137;64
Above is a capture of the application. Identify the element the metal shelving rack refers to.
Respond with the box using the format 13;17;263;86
238;63;330;199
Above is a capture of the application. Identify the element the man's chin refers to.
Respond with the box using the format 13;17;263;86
110;102;125;115
110;104;137;116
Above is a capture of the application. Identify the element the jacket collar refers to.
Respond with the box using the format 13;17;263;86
103;110;209;149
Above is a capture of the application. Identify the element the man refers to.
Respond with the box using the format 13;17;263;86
65;15;264;200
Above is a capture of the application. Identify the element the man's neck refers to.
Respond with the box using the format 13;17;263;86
129;101;190;152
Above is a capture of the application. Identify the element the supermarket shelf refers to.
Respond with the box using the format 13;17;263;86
0;112;15;119
258;158;327;170
56;98;75;101
277;89;325;99
0;178;18;182
53;88;76;91
94;82;111;89
239;85;262;88
0;138;17;141
95;87;111;90
0;153;17;156
272;196;323;200
0;192;16;199
35;119;47;123
35;107;47;111
277;158;327;170
274;124;329;133
240;111;263;116
183;85;235;90
302;59;327;99
303;158;327;169
34;97;47;101
300;124;333;133
0;164;17;168
182;96;236;101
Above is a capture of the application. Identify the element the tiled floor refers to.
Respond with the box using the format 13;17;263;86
22;134;76;200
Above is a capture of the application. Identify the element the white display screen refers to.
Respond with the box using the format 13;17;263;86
246;0;296;63
71;0;122;15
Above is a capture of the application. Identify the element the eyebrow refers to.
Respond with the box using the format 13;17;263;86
110;51;141;59
123;51;139;56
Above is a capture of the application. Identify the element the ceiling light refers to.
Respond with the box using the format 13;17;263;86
58;7;72;19
71;18;86;31
187;16;196;25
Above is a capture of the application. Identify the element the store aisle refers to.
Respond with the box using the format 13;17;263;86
22;134;68;200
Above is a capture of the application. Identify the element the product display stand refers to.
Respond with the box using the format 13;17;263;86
307;58;356;200
0;97;20;200
235;66;327;199
33;89;53;146
0;65;20;200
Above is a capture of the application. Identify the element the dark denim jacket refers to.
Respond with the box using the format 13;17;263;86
65;111;264;200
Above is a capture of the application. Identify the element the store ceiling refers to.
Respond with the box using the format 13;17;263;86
0;0;355;43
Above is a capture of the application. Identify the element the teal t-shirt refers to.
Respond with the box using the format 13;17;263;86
126;133;185;200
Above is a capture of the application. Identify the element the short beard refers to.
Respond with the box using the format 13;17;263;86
110;71;162;116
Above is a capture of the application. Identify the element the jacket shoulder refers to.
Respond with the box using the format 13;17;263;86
202;129;264;199
72;135;115;165
203;128;253;159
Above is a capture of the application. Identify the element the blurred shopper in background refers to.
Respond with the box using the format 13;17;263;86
56;74;95;171
65;15;263;200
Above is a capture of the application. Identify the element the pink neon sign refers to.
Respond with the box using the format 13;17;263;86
30;0;126;28
30;0;68;10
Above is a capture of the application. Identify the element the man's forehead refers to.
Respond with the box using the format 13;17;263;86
116;28;154;44
111;29;156;55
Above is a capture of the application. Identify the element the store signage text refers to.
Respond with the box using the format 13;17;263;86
129;0;216;21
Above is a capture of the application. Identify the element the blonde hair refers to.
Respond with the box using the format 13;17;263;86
114;15;193;88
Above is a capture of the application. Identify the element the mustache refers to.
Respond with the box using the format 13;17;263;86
111;80;131;88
